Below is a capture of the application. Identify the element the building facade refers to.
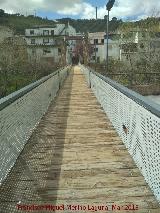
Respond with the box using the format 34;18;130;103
25;23;77;65
104;34;121;61
88;32;121;63
88;29;157;64
88;32;106;63
117;29;150;62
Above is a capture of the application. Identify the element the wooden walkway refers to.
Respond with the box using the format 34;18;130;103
0;66;160;213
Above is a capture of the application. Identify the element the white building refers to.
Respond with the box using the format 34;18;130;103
88;29;160;64
25;23;77;65
118;29;150;62
88;32;121;63
88;32;105;63
104;34;121;61
104;30;151;63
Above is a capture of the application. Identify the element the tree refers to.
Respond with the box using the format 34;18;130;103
112;17;118;22
0;9;5;17
0;37;28;97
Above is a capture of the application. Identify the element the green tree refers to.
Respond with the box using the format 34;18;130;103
0;9;5;17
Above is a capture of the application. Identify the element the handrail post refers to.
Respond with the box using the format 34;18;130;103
89;70;91;88
58;70;61;90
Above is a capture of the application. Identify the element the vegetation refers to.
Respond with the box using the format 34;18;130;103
0;59;62;98
0;9;123;34
86;13;160;91
57;17;123;33
0;39;63;98
0;8;160;34
0;9;56;34
0;8;160;97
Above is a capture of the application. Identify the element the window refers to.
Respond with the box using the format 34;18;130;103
51;30;54;35
94;39;98;44
31;49;36;54
94;47;98;52
92;56;95;60
58;48;61;55
31;39;35;44
97;57;100;63
140;43;144;49
30;30;34;35
121;43;138;52
43;38;49;44
101;39;104;44
43;30;49;36
43;48;51;55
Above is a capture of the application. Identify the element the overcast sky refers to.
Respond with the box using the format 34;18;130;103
0;0;160;20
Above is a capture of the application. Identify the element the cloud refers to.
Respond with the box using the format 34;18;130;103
0;0;82;15
57;2;96;18
0;0;160;20
81;0;160;20
57;2;86;16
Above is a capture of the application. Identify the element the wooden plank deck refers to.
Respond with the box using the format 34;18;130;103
0;66;160;213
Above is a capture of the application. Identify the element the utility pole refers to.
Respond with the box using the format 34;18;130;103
34;10;36;17
106;11;109;73
106;0;115;73
96;7;98;20
95;6;98;70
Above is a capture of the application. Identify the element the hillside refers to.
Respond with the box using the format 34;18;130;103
0;9;159;35
57;17;123;33
0;9;56;34
0;9;123;34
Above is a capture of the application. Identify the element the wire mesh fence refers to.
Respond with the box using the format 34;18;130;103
81;65;160;202
0;66;69;184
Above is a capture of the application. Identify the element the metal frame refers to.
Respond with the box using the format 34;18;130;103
88;67;160;118
0;68;66;111
0;66;69;184
81;64;160;202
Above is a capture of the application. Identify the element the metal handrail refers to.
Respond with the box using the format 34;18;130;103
87;66;160;118
0;67;67;111
0;66;69;184
81;64;160;202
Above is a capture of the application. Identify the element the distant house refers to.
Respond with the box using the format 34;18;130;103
100;28;154;63
24;23;77;65
104;33;121;61
87;29;156;64
88;32;106;63
88;32;121;63
116;29;150;62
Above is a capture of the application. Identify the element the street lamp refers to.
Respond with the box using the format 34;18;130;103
106;0;115;73
95;6;98;70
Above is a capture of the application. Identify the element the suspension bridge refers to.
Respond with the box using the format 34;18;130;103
0;65;160;213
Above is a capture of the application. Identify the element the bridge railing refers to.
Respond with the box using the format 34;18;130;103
80;65;160;202
0;66;69;184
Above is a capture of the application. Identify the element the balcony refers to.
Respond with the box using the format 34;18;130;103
27;41;63;47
